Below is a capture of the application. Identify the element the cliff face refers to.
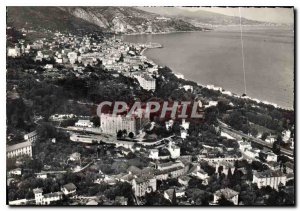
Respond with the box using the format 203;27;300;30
7;7;202;34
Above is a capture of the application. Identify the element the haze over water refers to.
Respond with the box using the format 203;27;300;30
123;28;294;109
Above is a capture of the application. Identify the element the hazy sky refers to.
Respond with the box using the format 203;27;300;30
185;7;294;24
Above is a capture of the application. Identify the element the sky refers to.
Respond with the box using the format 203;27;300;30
185;7;294;24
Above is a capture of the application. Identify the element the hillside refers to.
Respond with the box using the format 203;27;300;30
6;7;103;33
139;7;263;27
7;7;202;34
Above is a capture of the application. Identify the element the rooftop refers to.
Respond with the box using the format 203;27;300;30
7;141;32;152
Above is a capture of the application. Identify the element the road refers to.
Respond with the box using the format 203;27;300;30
218;119;294;157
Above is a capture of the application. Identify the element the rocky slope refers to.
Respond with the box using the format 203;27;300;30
7;7;202;34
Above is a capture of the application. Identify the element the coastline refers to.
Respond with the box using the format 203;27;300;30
132;38;294;111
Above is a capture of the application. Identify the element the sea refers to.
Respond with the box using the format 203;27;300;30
122;27;294;110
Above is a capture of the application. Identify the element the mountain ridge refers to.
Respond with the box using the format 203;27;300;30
7;7;202;34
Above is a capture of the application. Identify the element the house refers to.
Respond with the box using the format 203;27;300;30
265;135;277;144
8;168;22;176
181;129;188;139
132;176;157;197
149;149;159;160
181;119;190;130
282;130;291;143
7;47;21;58
69;152;81;161
36;172;48;179
265;151;278;162
238;141;251;152
61;183;77;197
24;130;38;142
178;176;191;186
167;141;180;159
196;169;210;185
75;120;94;128
213;188;239;205
252;170;286;190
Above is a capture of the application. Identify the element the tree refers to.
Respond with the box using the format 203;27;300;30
261;132;269;141
128;132;134;139
117;130;123;138
171;188;177;205
217;195;234;206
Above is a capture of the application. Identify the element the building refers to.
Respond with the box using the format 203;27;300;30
133;74;156;91
7;141;33;158
252;170;286;190
61;183;77;197
8;168;22;176
67;52;78;64
75;120;94;128
100;113;139;135
265;135;277;144
178;176;191;186
265;151;278;162
33;188;63;205
213;188;239;205
132;177;157;197
282;130;291;143
238;141;252;152
7;47;21;57
181;119;190;130
24;130;38;142
69;152;81;161
149;149;159;160
181;129;188;139
167;141;180;159
164;188;185;201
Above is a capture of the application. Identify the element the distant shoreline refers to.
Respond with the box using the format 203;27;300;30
126;33;294;111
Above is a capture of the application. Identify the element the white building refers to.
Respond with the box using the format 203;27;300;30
282;130;291;143
75;120;94;128
67;52;78;64
33;188;63;205
7;141;33;158
265;135;277;144
252;170;286;190
265;151;278;162
239;141;252;152
167;141;180;159
8;168;22;176
134;74;156;91
181;119;190;130
213;188;239;205
181;129;188;139
24;130;38;142
7;47;21;58
100;114;138;135
149;149;159;160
